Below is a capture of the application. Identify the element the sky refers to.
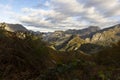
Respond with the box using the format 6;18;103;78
0;0;120;32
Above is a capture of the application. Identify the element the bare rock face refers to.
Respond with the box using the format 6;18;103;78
90;24;120;46
42;26;100;51
43;24;120;51
85;38;90;43
43;31;72;48
59;35;85;51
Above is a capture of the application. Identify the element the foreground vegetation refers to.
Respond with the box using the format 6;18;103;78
0;28;120;80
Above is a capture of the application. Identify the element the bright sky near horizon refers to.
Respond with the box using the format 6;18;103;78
0;0;120;32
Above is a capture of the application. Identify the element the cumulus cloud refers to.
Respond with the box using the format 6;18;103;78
2;0;120;32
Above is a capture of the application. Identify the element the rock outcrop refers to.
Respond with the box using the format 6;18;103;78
90;24;120;46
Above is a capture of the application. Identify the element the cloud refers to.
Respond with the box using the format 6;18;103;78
0;4;15;22
34;0;50;9
78;0;120;16
3;0;120;32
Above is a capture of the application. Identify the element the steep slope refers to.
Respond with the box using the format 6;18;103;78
43;26;100;43
0;29;55;80
0;26;120;80
94;41;120;66
57;35;85;51
43;31;72;49
77;24;120;53
0;23;27;32
90;24;120;46
43;26;100;51
42;24;120;53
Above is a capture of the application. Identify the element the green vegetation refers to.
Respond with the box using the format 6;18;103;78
79;43;104;53
0;28;120;80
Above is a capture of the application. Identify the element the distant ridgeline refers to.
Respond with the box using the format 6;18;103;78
1;22;120;54
43;24;120;53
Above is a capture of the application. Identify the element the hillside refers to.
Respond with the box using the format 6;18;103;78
43;24;120;53
90;24;120;46
43;26;100;51
56;35;85;51
0;28;54;79
0;23;27;32
0;25;120;80
43;26;100;43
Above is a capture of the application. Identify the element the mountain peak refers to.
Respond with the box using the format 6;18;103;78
0;23;27;32
88;26;100;30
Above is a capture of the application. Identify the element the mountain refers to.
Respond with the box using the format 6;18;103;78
56;35;85;51
43;26;100;42
0;27;120;80
77;24;120;53
0;23;27;32
42;26;100;51
90;24;120;46
42;24;120;53
65;26;100;38
65;26;100;35
43;32;85;51
43;31;72;49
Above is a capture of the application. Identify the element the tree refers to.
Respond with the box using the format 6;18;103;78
0;22;6;29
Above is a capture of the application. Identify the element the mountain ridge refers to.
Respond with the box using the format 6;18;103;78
0;23;28;32
43;24;120;52
0;24;120;80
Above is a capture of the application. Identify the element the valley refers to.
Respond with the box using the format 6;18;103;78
0;23;120;80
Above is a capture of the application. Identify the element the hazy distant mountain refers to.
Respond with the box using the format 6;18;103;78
43;31;72;48
43;26;100;50
43;24;120;52
65;26;100;37
43;26;100;42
